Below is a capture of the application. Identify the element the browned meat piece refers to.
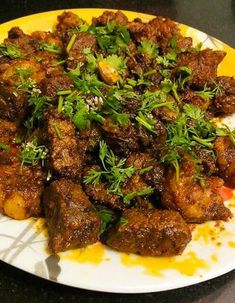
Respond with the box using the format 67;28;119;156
126;153;165;193
214;136;235;187
175;49;226;87
180;90;211;112
0;58;45;86
43;179;101;253
0;120;44;219
39;75;73;98
43;109;82;178
83;165;124;210
31;31;65;76
78;125;102;154
104;208;191;256
56;11;83;35
4;27;37;57
161;156;232;223
213;76;235;114
0;83;27;121
66;32;97;69
0;163;44;219
31;31;63;51
92;10;128;26
101;117;140;154
136;119;167;150
128;16;178;47
194;147;217;175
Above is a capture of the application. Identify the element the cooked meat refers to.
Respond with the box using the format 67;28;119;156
43;179;101;253
213;76;235;114
39;75;73;98
4;27;37;57
0;83;27;121
101;117;140;154
66;32;97;69
161;156;232;223
104;208;191;256
83;165;124;210
0;58;45;86
56;11;83;35
125;153;165;193
128;16;178;46
180;90;211;112
92;10;128;26
0;10;233;257
43;109;82;178
214;136;235;187
0;162;44;219
175;49;226;87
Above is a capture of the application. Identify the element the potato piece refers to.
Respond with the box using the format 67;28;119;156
3;192;28;220
98;61;119;85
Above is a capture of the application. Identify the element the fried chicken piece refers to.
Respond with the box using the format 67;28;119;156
214;136;235;187
104;208;191;256
161;156;232;223
43;179;101;253
39;75;73;98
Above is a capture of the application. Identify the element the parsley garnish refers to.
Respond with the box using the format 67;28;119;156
120;217;129;226
98;209;115;234
0;44;21;59
15;68;36;92
216;124;235;146
25;93;51;129
123;187;154;205
20;139;48;166
0;142;10;152
39;42;62;54
138;39;158;58
84;141;136;196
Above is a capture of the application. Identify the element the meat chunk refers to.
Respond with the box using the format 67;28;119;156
214;136;235;187
175;49;226;87
39;75;73;98
0;163;44;219
126;153;165;194
0;83;27;121
128;16;178;46
213;76;235;114
43;110;82;178
161;157;232;223
66;32;97;69
101;117;140;154
56;11;83;35
92;10;128;26
83;165;124;210
43;179;101;253
4;27;37;57
104;208;191;256
0;58;45;86
180;90;211;112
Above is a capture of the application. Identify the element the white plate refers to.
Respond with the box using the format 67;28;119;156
0;9;235;293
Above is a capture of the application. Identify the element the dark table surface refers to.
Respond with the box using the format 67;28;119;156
0;1;235;302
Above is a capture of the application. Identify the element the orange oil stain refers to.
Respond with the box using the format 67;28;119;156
121;251;208;277
228;241;235;248
33;218;48;237
193;223;219;243
60;242;105;265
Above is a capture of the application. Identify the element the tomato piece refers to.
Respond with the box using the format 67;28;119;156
218;186;233;201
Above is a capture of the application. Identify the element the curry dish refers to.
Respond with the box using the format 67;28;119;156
0;10;234;256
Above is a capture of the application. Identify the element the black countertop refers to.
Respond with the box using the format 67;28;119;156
0;1;235;302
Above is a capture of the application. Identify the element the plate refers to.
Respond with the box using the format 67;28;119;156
0;8;235;294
